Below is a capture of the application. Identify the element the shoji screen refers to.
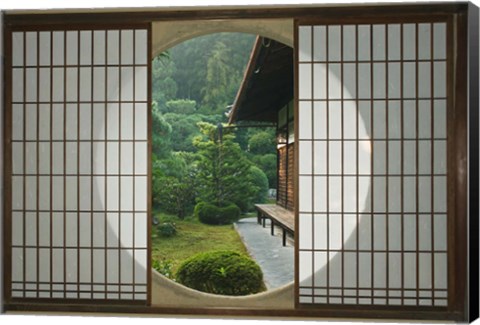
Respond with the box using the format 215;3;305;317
8;27;150;302
297;21;449;307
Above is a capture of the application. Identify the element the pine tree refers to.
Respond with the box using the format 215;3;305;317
193;122;255;211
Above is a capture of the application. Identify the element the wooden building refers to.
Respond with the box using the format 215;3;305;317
229;36;295;211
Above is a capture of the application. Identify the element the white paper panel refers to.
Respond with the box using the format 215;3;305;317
12;32;24;66
107;30;120;64
25;68;37;102
313;64;327;99
106;103;119;140
358;25;371;60
314;141;327;175
121;67;134;101
433;23;446;60
135;67;148;101
299;214;312;249
12;68;24;102
299;26;312;62
313;102;327;140
134;176;148;211
298;141;312;175
298;102;312;139
134;142;148;175
297;21;448;307
120;177;134;211
358;63;371;99
25;104;37;140
120;213;134;248
25;32;37;66
134;213;148;248
313;177;327;213
343;26;356;62
79;142;92;174
10;27;149;301
12;104;24;140
79;177;91;210
120;103;134;140
135;30;148;64
93;68;106;101
135;103;148;140
328;26;341;61
372;25;386;61
299;64;312;99
38;177;50;210
52;68;64;102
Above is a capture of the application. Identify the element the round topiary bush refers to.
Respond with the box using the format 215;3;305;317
194;202;240;225
176;250;265;296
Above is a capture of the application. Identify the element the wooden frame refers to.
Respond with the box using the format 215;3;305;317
468;3;479;322
1;2;477;322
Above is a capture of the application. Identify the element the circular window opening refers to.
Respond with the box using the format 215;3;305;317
150;32;295;297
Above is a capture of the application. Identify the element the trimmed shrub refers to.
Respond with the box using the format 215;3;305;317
194;202;240;225
157;222;177;237
176;251;265;296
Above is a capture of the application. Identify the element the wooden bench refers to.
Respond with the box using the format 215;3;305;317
254;204;295;246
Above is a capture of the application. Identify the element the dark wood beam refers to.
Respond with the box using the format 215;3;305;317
3;3;467;27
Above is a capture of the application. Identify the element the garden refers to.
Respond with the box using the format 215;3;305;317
150;33;277;296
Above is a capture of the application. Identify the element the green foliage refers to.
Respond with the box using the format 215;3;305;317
152;54;178;112
157;222;177;237
152;258;175;280
170;33;255;115
165;99;197;114
151;212;248;275
152;102;172;159
201;42;238;114
154;152;190;178
232;127;250;151
194;202;240;225
175;251;265;296
152;153;197;219
251;153;278;188
151;33;278;218
246;166;269;206
163;113;222;153
193;122;256;211
248;131;276;155
154;175;196;219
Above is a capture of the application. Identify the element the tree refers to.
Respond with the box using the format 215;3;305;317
201;42;236;114
193;122;255;211
150;33;276;216
251;153;278;189
170;33;255;114
152;53;178;112
248;130;276;155
152;102;172;159
163;113;223;153
246;166;269;208
152;152;198;219
165;99;197;115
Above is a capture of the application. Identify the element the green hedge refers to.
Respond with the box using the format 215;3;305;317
194;202;240;225
176;251;265;296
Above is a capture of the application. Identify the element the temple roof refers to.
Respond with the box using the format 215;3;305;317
228;36;293;124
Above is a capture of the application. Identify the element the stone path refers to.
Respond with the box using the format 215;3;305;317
234;218;294;290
